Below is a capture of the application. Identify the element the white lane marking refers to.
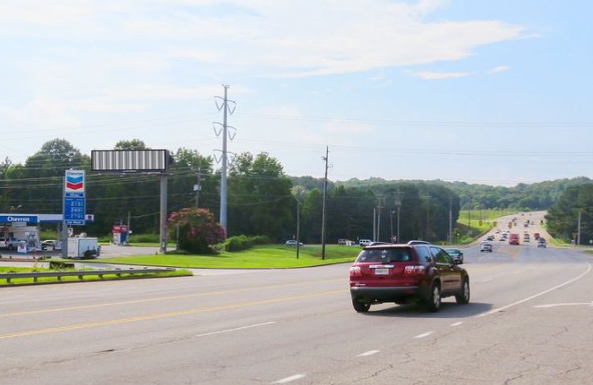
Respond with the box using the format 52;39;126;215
273;374;306;384
358;350;380;357
414;331;434;338
476;262;592;318
535;302;593;308
450;321;463;327
194;321;276;338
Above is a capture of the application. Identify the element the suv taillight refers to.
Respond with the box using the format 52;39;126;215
349;266;362;277
403;265;426;275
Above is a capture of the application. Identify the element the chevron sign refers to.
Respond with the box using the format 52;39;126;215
65;170;85;193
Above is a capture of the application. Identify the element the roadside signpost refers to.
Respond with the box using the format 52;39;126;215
62;170;87;258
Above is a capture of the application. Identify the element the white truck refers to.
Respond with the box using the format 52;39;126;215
0;237;21;250
67;237;100;259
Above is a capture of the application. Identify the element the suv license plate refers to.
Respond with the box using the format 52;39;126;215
374;268;389;275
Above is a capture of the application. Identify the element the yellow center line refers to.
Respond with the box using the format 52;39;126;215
0;278;346;318
0;289;345;340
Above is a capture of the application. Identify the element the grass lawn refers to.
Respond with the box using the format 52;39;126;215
90;244;361;269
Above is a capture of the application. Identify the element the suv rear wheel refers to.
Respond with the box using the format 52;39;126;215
425;282;441;312
455;277;470;304
352;298;370;313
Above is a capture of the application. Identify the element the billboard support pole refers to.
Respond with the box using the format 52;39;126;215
159;175;168;254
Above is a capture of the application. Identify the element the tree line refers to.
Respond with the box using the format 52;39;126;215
1;138;590;244
545;184;593;245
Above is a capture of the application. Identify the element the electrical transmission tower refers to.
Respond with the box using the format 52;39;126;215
213;85;236;234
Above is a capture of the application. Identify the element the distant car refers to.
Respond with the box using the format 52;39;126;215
509;234;520;245
359;239;372;246
0;237;21;250
480;242;493;252
486;235;495;241
537;238;547;248
445;248;464;263
534;233;540;240
42;240;59;250
285;240;303;247
407;240;431;245
349;243;470;313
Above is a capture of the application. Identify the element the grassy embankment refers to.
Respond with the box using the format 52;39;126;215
455;209;518;244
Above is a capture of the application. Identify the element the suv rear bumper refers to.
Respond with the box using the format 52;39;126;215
350;285;428;302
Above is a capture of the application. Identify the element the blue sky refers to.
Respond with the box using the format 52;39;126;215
1;0;592;186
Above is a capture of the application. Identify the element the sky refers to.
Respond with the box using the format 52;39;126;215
1;0;592;187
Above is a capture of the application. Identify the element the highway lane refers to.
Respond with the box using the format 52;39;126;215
1;244;592;384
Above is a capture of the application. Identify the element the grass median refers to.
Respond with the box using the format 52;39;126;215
89;244;361;269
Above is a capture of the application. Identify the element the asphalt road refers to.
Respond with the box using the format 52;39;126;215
1;228;592;384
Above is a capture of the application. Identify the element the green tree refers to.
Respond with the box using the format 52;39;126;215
169;148;216;212
546;184;593;243
114;139;148;150
4;139;89;214
227;152;293;240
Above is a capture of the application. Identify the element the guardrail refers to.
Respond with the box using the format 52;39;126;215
0;267;176;284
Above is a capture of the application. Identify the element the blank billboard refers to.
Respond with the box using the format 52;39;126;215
91;150;172;173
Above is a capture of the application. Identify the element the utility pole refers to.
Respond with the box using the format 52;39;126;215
375;196;384;242
194;165;202;209
467;195;472;229
127;211;131;245
214;85;236;235
321;146;329;260
394;189;403;243
373;207;377;242
424;194;431;241
577;208;582;245
296;196;301;259
449;196;453;244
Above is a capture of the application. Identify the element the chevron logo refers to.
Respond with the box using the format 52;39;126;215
65;171;85;192
66;176;84;190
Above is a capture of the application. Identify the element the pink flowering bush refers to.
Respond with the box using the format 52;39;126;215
168;208;226;254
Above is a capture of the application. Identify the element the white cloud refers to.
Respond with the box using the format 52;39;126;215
488;66;511;73
0;0;531;160
0;99;80;131
411;71;473;80
0;0;528;78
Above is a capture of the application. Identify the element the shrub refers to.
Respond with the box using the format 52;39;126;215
224;235;271;252
130;233;160;243
168;208;226;254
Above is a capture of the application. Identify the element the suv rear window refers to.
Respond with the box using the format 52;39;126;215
355;248;412;263
415;245;433;263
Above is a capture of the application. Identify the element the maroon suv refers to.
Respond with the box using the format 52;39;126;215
349;244;470;312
